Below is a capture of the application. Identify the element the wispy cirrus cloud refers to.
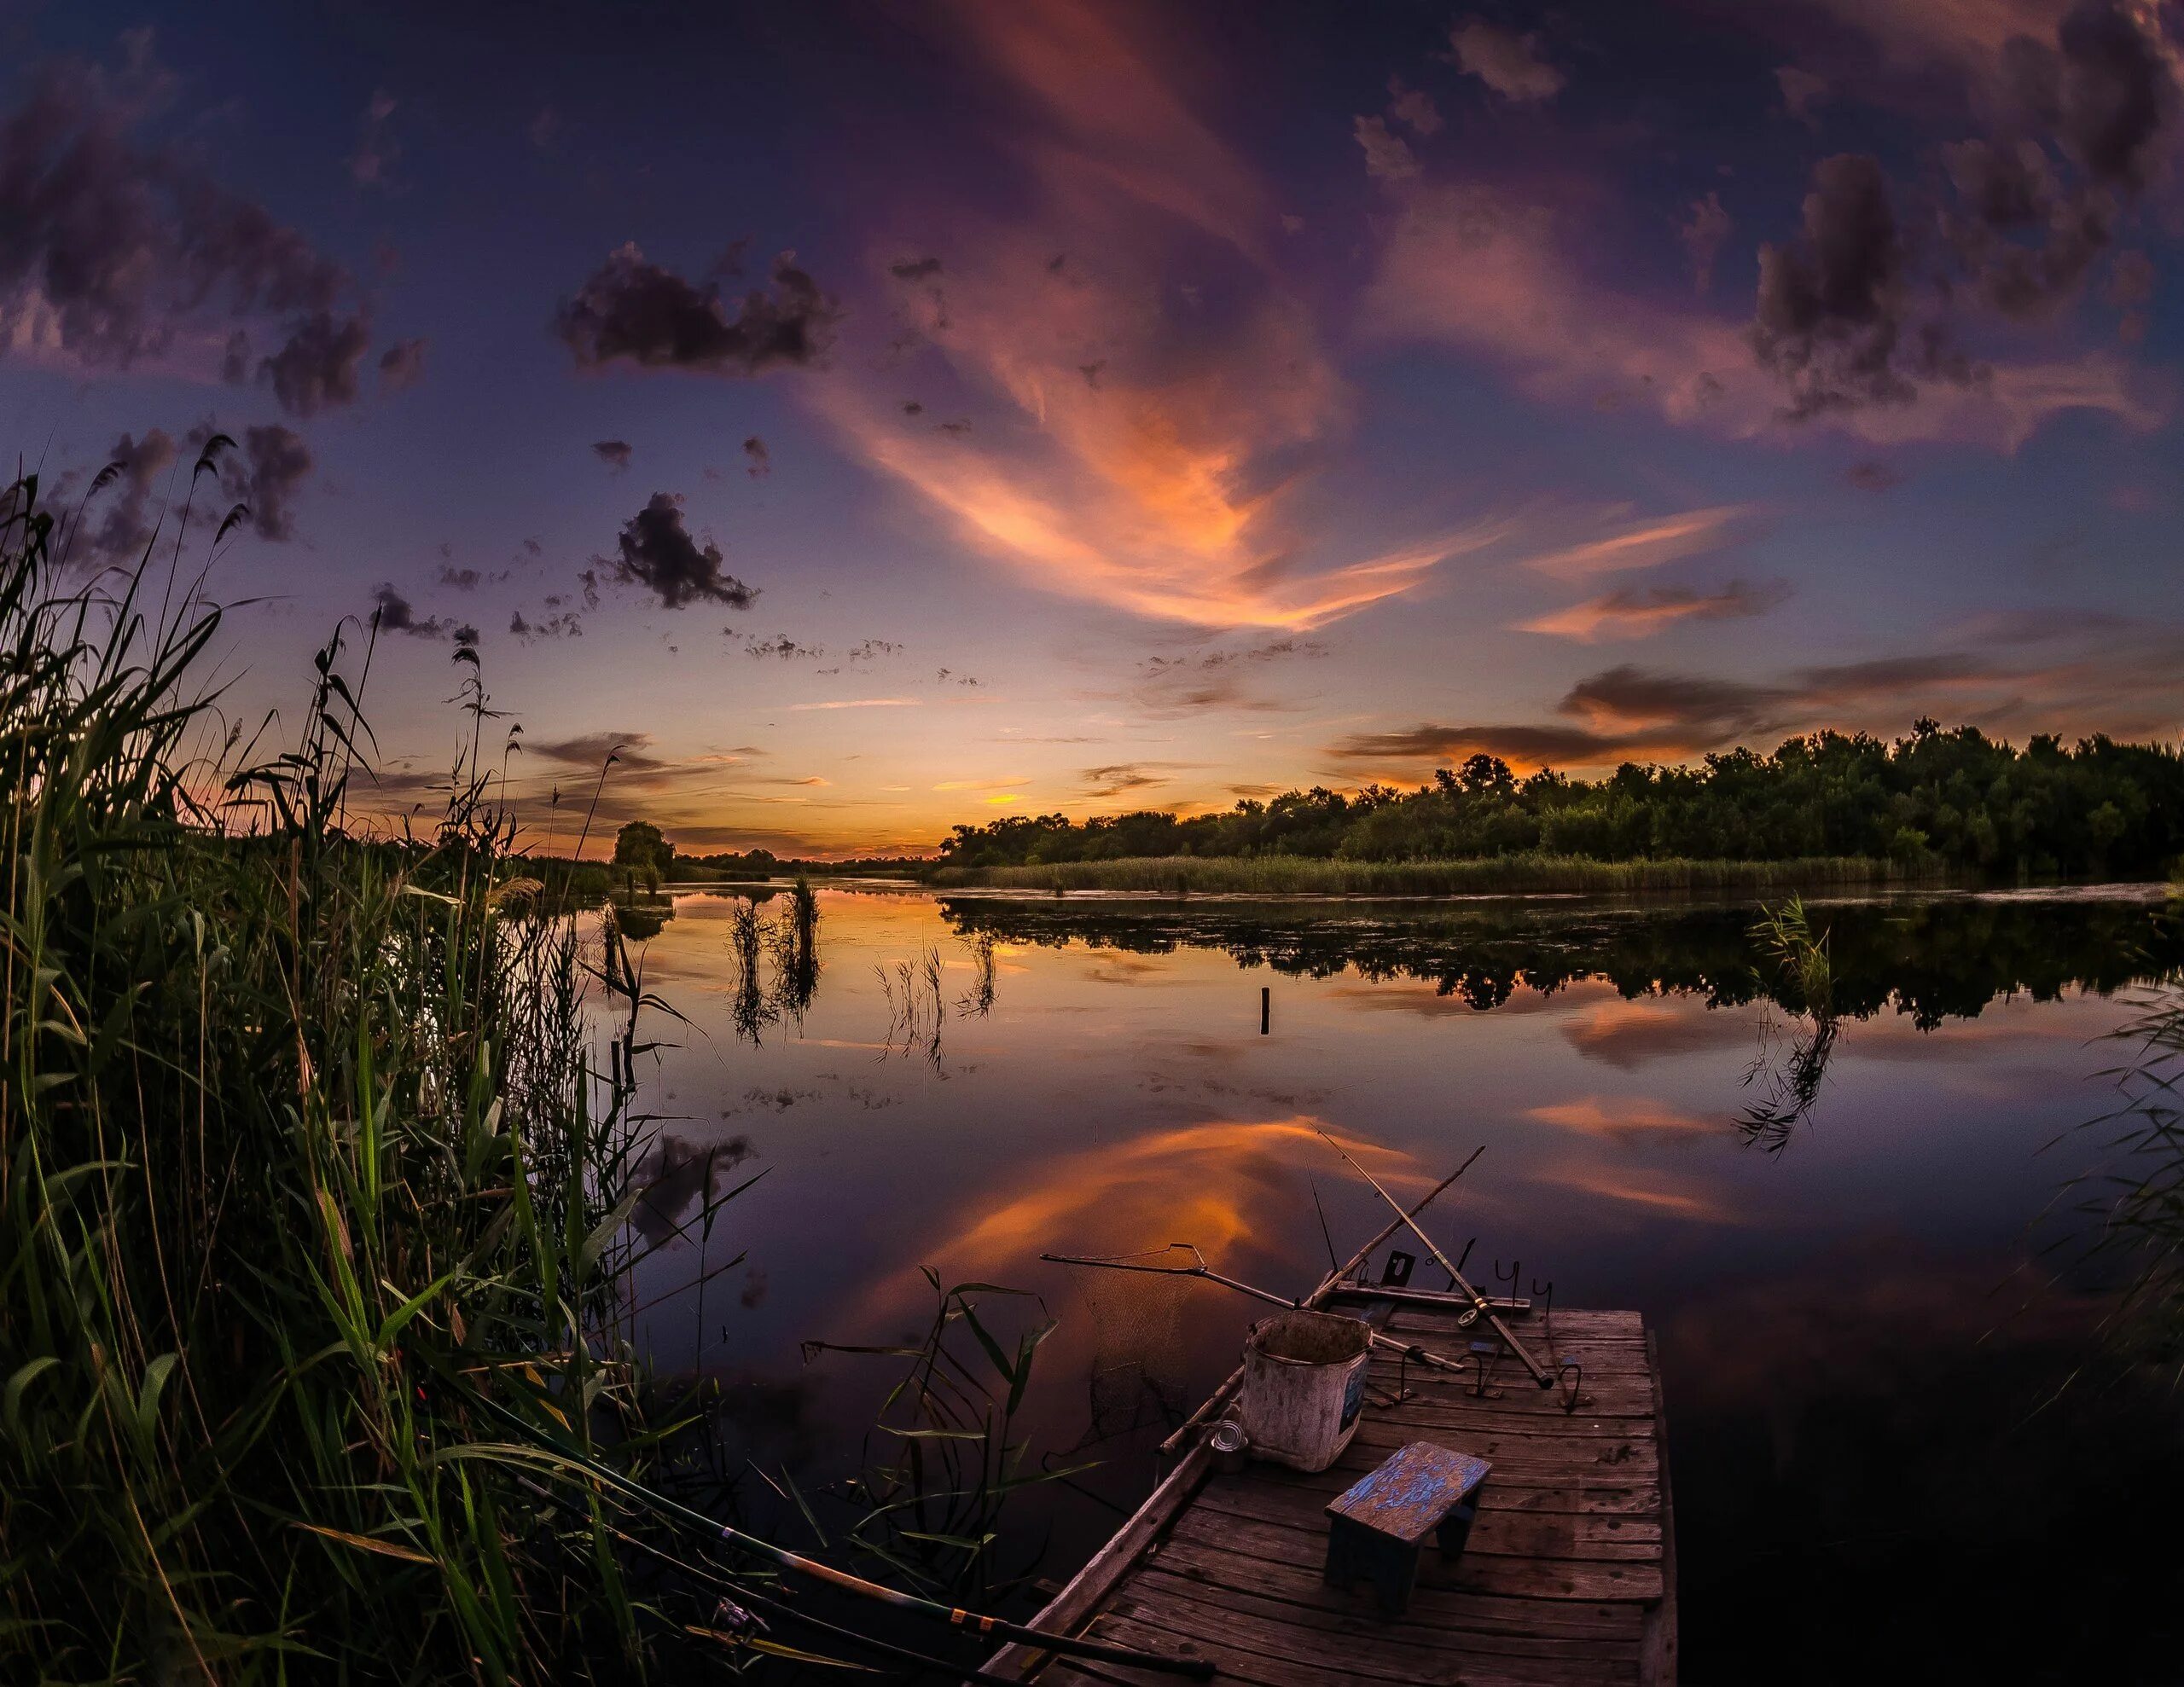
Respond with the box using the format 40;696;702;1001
1518;579;1791;643
1514;506;1757;579
812;0;1500;630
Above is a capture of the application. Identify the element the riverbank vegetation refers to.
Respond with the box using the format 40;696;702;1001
934;729;2184;883
0;468;826;1679
931;852;1910;896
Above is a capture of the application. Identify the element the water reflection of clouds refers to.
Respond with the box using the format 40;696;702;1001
632;1130;757;1246
1525;1158;1749;1225
1525;1094;1719;1146
1560;998;1759;1068
844;1118;1423;1328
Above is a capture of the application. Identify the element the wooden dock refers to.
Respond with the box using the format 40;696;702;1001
985;1297;1676;1686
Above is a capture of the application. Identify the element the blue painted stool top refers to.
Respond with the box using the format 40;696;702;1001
1326;1441;1492;1544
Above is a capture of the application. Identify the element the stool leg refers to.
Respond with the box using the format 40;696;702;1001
1372;1545;1421;1617
1436;1491;1484;1560
1323;1517;1359;1591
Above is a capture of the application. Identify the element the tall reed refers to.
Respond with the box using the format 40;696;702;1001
0;467;735;1679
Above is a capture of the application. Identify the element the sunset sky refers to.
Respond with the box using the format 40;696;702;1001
7;0;2184;854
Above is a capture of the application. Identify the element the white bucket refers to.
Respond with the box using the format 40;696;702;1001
1235;1309;1374;1472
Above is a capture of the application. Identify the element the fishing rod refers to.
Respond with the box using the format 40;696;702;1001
1147;1149;1484;1459
1041;1244;1474;1377
1316;1130;1554;1390
518;1474;1042;1686
449;1380;1217;1680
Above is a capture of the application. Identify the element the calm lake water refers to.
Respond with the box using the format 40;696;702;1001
620;884;2184;1685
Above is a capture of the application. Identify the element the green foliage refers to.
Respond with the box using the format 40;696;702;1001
936;720;2184;881
613;819;671;890
2066;972;2184;1373
802;1273;1068;1604
0;472;739;1679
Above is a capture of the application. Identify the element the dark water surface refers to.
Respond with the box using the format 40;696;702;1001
622;884;2184;1684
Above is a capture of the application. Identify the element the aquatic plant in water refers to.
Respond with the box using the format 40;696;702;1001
1739;896;1839;1152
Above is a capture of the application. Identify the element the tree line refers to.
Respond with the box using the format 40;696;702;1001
934;722;2184;879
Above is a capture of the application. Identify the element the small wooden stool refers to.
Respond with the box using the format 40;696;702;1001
1323;1441;1491;1616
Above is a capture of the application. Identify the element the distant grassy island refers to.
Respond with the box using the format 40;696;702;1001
921;729;2184;893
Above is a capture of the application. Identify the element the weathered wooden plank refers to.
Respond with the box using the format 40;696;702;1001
1638;1328;1677;1687
995;1305;1672;1683
1143;1540;1647;1641
1197;1472;1662;1549
1108;1586;1642;1687
1267;1460;1664;1516
1132;1565;1644;1660
1164;1506;1666;1604
983;1437;1212;1680
1350;1423;1662;1479
1085;1606;1639;1687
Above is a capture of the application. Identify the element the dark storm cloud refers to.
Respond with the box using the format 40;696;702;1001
236;425;311;541
1331;722;1652;767
1751;154;1960;417
80;427;177;563
593;439;633;472
1941;138;2116;320
743;435;770;478
530;732;671;774
743;634;820;660
258;310;371;415
598;493;757;610
1749;3;2176;407
1561;664;1788;736
191;424;311;542
378;336;427;391
2004;0;2175;192
554;244;840;376
370;583;468;641
508;608;583;641
438;565;480;590
0;42;363;388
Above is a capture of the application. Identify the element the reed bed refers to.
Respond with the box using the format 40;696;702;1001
932;851;1919;897
0;467;746;1680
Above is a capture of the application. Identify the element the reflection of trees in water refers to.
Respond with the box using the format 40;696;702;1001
942;894;2184;1153
726;881;824;1045
939;896;2184;1026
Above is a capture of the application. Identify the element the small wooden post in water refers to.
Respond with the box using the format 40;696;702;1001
1260;985;1270;1035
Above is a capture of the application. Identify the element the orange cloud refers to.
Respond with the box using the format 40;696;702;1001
815;0;1499;630
1518;580;1789;643
1514;506;1753;581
